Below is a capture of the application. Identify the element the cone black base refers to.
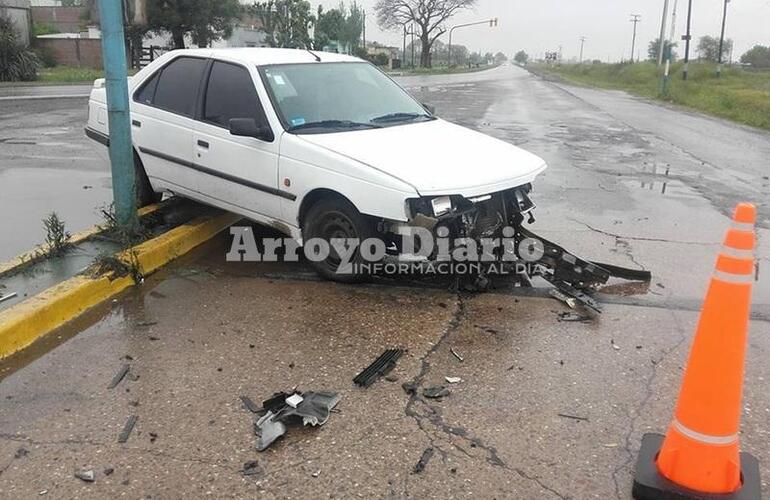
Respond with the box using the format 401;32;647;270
632;433;761;500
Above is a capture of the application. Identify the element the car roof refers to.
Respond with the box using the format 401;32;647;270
170;47;363;66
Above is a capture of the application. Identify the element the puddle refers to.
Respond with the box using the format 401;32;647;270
0;167;112;261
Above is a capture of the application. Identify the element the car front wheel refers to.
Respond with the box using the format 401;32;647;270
302;198;376;283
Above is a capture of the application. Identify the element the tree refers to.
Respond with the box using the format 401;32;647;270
647;37;677;62
374;0;477;68
315;1;363;52
513;50;528;65
696;35;732;62
252;0;315;49
146;0;242;49
740;45;770;69
0;14;39;81
494;51;507;64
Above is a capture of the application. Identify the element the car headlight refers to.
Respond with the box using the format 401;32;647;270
430;196;452;216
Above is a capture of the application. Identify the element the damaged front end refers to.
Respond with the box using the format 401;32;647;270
388;185;650;312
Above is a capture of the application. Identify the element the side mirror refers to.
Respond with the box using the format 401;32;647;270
422;103;436;115
229;118;273;142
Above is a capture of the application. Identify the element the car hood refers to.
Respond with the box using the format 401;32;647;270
297;118;547;197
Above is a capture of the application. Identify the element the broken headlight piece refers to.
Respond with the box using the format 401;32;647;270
430;196;453;216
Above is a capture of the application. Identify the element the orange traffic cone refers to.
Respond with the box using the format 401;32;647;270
632;203;761;500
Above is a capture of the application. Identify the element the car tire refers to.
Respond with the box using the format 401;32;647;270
302;197;376;283
134;151;161;208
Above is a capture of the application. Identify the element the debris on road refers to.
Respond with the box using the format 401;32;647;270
240;395;262;414
311;470;321;478
413;447;434;474
0;292;18;304
241;460;263;477
549;289;576;309
402;381;417;395
557;311;592;322
353;349;405;387
252;391;341;451
74;469;95;482
118;415;138;443
444;376;462;384
450;348;464;362
558;413;589;422
611;339;621;351
107;364;131;389
423;386;450;399
384;374;399;382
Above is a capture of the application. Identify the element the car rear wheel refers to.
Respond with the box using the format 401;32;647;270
134;151;161;208
302;198;376;283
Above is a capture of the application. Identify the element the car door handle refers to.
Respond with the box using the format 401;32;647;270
131;120;141;128
197;140;209;149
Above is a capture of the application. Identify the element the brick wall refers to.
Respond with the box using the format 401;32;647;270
34;38;102;68
31;6;88;33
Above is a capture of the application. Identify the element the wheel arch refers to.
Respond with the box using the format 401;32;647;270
297;188;358;229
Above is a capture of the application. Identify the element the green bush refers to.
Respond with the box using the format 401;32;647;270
0;14;40;81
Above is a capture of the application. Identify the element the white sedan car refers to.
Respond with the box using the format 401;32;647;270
86;48;547;281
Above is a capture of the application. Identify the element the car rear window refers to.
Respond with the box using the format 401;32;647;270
152;57;207;117
203;61;261;127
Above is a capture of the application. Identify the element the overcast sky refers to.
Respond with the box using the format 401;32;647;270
314;0;770;62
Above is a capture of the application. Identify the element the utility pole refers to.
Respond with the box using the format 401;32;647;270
411;24;415;68
682;0;693;80
97;0;136;230
717;0;730;77
579;36;586;63
448;18;497;67
402;24;407;68
661;0;679;96
362;10;366;52
629;14;641;63
657;0;670;66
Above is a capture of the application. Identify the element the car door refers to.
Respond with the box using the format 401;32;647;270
131;56;207;194
192;60;283;220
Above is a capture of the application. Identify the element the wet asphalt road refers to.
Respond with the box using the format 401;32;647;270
0;65;769;498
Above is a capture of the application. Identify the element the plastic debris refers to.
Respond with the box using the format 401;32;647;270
0;292;18;304
353;349;405;387
118;415;138;443
423;386;450;399
108;364;131;389
242;460;263;477
413;447;434;474
252;391;341;451
444;376;462;384
74;469;95;482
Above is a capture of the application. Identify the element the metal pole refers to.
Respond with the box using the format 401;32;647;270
362;10;366;51
657;0;670;66
98;0;136;230
411;25;415;68
403;24;407;68
682;0;693;80
579;37;586;63
717;0;728;77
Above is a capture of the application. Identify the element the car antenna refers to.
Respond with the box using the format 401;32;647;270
306;49;321;62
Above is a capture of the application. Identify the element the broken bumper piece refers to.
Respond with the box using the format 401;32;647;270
254;391;341;451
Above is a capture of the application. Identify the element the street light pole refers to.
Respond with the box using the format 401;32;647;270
657;0;670;66
629;14;641;63
97;0;137;231
682;0;693;80
579;36;586;64
717;0;729;77
448;18;497;67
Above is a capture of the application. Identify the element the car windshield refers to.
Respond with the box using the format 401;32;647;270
260;62;434;134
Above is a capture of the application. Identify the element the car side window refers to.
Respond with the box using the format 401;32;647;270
203;61;263;128
151;57;207;117
134;71;160;105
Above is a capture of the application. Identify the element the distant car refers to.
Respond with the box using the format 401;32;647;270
86;48;547;281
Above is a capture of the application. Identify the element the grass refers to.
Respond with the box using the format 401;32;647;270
36;66;138;83
533;61;770;131
393;63;499;76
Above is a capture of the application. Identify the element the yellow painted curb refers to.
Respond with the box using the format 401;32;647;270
0;204;162;278
0;211;240;359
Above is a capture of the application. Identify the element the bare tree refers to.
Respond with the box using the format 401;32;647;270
374;0;476;68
